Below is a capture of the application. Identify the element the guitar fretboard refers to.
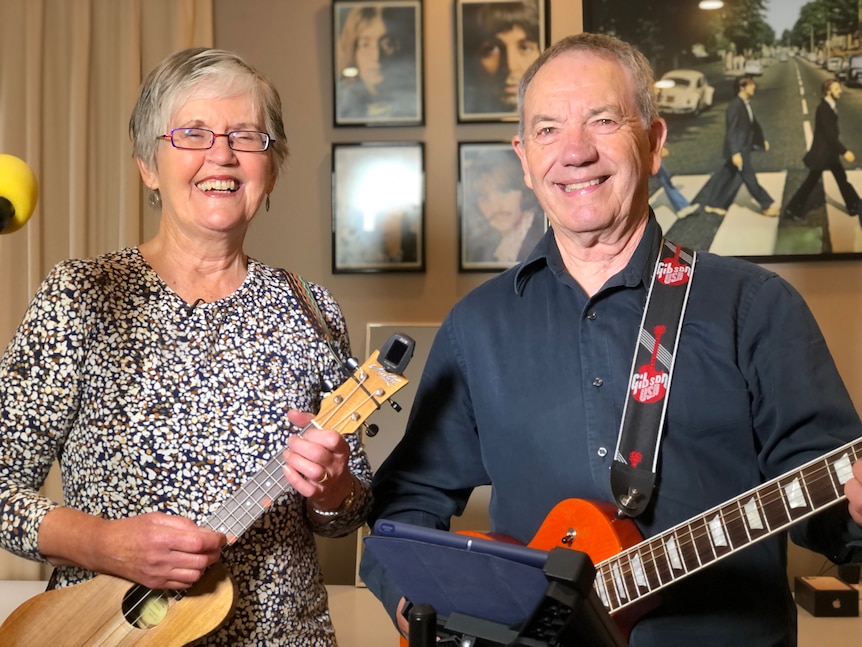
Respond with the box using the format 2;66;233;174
595;438;862;613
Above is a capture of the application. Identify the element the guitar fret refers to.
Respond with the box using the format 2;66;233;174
755;485;786;532
649;535;674;585
690;517;716;566
777;474;811;522
720;501;751;550
595;565;613;609
679;525;702;571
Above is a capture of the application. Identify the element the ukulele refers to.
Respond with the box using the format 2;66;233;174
0;333;415;647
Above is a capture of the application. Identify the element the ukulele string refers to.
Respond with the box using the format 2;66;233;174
597;445;857;611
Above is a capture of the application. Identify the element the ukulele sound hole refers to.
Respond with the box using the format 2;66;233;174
122;586;170;629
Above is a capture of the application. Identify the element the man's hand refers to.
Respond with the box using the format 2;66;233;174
845;460;862;527
732;153;743;170
844;150;856;164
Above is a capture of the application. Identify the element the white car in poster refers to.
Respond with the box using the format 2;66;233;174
656;69;715;116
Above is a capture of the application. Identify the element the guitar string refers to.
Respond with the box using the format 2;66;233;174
595;441;861;612
107;375;385;633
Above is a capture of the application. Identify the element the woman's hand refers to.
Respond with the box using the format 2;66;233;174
282;409;354;514
39;508;226;589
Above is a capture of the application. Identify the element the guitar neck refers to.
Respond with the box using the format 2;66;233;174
595;438;862;614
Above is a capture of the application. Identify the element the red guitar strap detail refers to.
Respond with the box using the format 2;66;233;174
611;239;696;517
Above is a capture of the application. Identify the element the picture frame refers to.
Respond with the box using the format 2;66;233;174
584;0;862;261
458;141;547;271
332;0;424;127
455;0;548;123
331;142;425;273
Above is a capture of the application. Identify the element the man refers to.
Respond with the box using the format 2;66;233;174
461;0;541;115
700;75;780;217
360;33;862;646
784;78;860;223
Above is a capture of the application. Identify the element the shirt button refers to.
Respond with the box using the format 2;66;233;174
592;377;603;387
587;311;597;320
597;447;608;457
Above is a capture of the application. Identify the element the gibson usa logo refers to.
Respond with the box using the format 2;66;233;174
631;325;668;404
657;244;692;286
656;259;692;286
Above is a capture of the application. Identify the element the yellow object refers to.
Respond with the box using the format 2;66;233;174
0;154;39;233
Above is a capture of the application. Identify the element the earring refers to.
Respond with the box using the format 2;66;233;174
265;194;271;212
148;189;161;209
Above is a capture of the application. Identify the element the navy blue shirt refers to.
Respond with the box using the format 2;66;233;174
361;216;862;646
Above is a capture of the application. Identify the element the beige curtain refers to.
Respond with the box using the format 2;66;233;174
0;0;213;581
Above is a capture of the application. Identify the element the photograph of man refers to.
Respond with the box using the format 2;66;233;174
696;75;780;218
334;2;421;125
460;144;545;268
458;0;543;121
784;78;860;225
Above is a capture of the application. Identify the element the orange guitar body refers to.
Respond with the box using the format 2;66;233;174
399;498;651;646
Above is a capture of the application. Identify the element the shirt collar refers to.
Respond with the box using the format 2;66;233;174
513;211;662;295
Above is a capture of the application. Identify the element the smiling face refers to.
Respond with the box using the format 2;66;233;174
138;92;275;239
512;50;665;244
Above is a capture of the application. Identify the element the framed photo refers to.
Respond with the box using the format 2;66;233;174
584;0;862;261
332;0;424;127
332;142;425;273
456;0;548;123
459;142;547;271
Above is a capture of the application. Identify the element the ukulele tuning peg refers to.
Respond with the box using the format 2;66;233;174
364;423;379;437
345;357;360;371
322;379;335;392
388;399;402;412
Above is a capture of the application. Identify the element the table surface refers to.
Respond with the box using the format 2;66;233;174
0;581;860;646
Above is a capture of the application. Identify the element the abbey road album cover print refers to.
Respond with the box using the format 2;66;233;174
584;0;862;260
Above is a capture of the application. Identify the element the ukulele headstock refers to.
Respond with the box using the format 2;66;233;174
316;333;415;437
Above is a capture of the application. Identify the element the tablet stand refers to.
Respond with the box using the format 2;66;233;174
409;548;626;647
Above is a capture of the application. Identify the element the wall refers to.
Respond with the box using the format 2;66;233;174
206;0;860;583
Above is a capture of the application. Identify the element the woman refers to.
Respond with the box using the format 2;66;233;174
335;4;418;122
0;48;371;645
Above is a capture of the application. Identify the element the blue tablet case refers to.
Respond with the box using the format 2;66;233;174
364;519;551;626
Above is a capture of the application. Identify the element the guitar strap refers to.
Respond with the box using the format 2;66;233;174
610;239;696;518
279;269;334;343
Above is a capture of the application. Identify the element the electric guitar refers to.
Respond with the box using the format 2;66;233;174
0;333;415;646
515;437;862;634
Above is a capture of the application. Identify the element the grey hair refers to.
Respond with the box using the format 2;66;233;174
129;48;288;173
517;32;658;139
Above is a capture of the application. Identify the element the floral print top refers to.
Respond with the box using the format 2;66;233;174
0;247;372;645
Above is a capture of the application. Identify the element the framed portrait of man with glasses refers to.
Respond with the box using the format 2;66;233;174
332;0;424;127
